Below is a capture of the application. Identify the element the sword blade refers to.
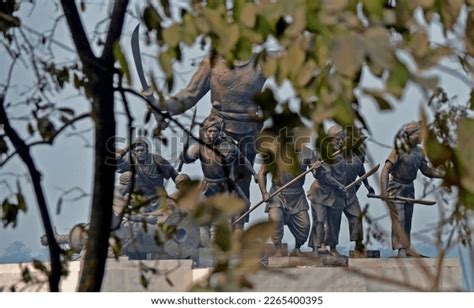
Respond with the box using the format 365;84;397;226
131;24;158;105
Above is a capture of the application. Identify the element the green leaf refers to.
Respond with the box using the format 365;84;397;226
239;3;257;28
33;259;48;273
466;10;474;57
420;46;451;69
112;41;131;85
414;0;435;8
162;24;181;48
288;39;307;80
157;51;173;78
214;222;232;252
439;0;463;32
407;31;430;62
16;192;26;212
253;88;278;119
364;27;396;69
470;90;474;110
27;123;35;136
297;59;317;87
37;117;56;141
21;266;32;283
143;5;162;31
237;221;276;273
217;23;240;54
182;13;198;46
0;137;8;154
140;274;149;289
80;0;86;12
386;60;409;99
58;107;75;116
362;0;384;23
2;199;20;227
331;33;365;78
160;0;171;18
323;0;349;13
234;36;253;61
333;97;355;126
456;118;474;193
262;56;278;77
364;89;393;110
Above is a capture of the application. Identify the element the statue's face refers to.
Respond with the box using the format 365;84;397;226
206;126;219;143
334;132;345;150
132;145;147;162
409;130;421;146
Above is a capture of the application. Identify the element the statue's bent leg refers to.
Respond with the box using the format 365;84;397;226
286;210;310;249
227;130;258;224
310;203;327;249
325;207;343;247
268;207;284;246
343;199;363;243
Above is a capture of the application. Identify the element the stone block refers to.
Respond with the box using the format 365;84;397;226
197;248;215;268
264;243;288;257
101;259;193;291
267;255;348;268
349;250;380;258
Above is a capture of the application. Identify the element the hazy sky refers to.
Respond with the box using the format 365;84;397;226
1;1;472;265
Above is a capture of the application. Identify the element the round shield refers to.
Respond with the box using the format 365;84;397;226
161;212;200;258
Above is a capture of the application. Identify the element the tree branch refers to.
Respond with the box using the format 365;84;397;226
0;94;62;292
101;0;129;64
0;112;91;168
60;0;97;73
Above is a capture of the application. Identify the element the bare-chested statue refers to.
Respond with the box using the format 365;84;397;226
308;125;347;256
257;145;317;257
181;115;261;230
380;121;443;258
157;56;266;225
116;137;188;213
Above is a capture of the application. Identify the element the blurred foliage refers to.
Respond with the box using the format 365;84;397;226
421;88;474;212
141;1;473;209
1;0;473;292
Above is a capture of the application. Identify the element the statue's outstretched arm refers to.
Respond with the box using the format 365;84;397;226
165;57;211;115
419;151;444;178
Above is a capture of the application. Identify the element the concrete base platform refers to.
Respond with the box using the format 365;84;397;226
0;257;463;292
250;257;463;291
349;250;380;258
102;259;193;291
266;255;348;268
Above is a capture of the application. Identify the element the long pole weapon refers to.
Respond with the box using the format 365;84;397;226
367;194;436;206
232;146;345;226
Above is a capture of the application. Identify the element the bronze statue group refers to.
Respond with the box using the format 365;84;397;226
115;53;443;259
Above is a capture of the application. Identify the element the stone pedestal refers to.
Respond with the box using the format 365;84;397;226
349;250;380;258
102;259;193;291
267;255;348;268
0;257;463;292
249;257;463;292
264;243;288;257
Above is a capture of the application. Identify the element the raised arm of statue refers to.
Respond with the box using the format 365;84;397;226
181;143;200;164
165;57;211;115
419;151;444;178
